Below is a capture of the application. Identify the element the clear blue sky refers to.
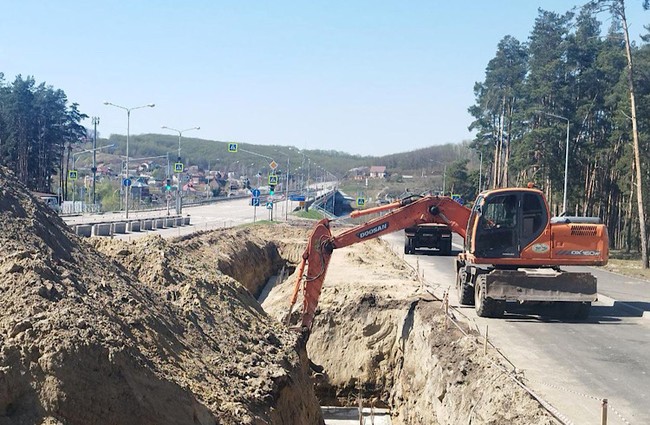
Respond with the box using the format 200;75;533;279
1;1;647;156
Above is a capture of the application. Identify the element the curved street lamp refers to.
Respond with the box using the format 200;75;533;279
103;101;155;218
161;125;200;161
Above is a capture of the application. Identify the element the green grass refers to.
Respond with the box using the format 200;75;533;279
602;251;650;281
295;209;325;220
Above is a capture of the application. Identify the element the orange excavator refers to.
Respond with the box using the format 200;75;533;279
288;186;609;332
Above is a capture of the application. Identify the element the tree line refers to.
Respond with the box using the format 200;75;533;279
0;73;87;197
469;0;650;265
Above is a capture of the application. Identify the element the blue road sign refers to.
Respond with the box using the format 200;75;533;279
252;197;260;207
356;197;366;207
268;174;279;185
123;178;132;187
266;201;273;210
174;162;184;173
252;188;261;197
228;143;238;152
68;170;78;180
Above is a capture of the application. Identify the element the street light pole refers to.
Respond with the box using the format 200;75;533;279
91;117;100;206
161;126;200;213
71;144;116;211
104;102;155;219
161;126;200;162
541;111;570;215
478;151;483;193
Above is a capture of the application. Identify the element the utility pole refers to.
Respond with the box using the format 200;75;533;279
91;117;100;206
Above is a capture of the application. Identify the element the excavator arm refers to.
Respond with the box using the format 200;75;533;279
288;195;471;331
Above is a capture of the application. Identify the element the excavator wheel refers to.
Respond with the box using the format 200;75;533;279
474;275;504;318
456;268;474;306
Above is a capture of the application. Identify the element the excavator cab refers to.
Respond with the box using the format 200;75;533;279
468;190;548;259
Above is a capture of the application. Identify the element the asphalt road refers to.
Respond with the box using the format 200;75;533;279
381;232;650;425
63;197;298;240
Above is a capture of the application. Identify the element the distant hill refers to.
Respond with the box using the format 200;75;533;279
76;133;473;178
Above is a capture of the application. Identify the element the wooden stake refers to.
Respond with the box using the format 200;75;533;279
601;398;608;425
444;294;449;330
358;379;363;425
484;325;489;355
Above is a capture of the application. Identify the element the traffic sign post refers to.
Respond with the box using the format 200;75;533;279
266;201;274;221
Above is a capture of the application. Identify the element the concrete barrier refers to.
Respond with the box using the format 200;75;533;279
175;217;183;226
166;218;176;227
74;224;93;237
154;218;166;229
112;222;127;234
142;219;153;231
127;221;141;232
92;223;112;237
183;216;191;225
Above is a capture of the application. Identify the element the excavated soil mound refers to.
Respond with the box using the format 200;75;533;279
0;166;322;425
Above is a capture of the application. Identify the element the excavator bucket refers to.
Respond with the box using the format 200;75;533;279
288;219;334;331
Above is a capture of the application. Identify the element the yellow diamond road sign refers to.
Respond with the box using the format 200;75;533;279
269;160;278;170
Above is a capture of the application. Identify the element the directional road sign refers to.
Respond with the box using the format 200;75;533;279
252;188;261;197
123;178;132;187
252;197;260;207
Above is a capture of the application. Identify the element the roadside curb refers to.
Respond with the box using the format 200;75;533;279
598;293;650;320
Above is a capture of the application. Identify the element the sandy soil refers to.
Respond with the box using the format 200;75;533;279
0;164;559;424
0;166;321;425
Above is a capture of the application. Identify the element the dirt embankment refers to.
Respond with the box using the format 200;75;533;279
0;166;322;425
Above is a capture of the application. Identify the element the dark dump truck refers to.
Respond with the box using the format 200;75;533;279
404;223;453;255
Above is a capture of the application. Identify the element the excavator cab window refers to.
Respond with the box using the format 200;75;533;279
475;193;519;258
520;192;547;247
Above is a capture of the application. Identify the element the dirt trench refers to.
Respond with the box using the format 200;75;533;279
259;230;560;425
0;164;560;424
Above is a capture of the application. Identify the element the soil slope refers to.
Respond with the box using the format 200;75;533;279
0;166;322;425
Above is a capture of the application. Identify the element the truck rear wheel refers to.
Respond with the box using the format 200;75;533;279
440;240;452;256
456;269;474;305
474;275;504;318
404;238;414;255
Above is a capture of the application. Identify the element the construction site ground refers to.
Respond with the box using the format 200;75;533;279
1;167;562;424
